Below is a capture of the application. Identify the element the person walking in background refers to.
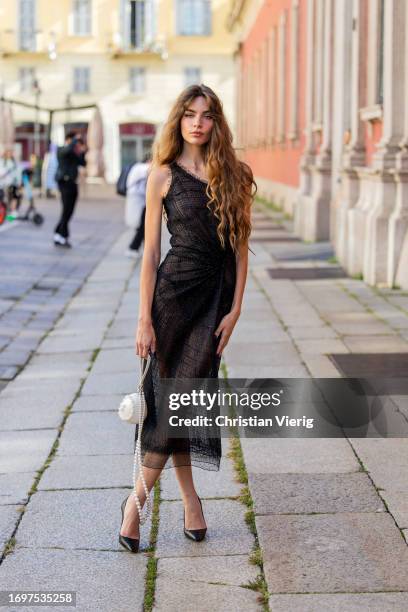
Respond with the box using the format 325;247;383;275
54;131;87;248
124;155;151;259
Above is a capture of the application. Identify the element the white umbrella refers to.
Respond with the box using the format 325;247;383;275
86;106;105;178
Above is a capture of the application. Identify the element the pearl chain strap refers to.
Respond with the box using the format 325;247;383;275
132;354;152;525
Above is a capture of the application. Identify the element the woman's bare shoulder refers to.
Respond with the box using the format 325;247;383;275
148;163;172;198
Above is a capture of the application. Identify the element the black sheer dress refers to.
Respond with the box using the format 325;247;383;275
134;161;237;471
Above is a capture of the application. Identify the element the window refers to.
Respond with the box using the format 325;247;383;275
184;67;201;87
129;66;146;94
19;0;36;51
72;0;92;36
120;0;156;49
19;67;36;92
176;0;211;36
73;67;90;93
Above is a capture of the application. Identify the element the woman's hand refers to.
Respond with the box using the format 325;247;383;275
214;310;240;357
136;319;156;359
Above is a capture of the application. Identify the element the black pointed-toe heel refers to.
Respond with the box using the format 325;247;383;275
118;495;140;553
183;496;207;542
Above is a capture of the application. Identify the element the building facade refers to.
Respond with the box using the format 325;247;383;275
228;0;408;290
0;0;236;182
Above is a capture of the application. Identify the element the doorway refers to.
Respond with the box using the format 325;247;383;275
119;122;155;169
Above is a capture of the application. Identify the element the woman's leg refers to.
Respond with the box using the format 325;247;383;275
120;451;167;538
173;454;207;530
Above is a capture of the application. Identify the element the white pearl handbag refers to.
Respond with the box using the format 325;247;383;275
118;353;152;524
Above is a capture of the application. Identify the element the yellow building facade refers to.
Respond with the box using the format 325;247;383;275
0;0;236;181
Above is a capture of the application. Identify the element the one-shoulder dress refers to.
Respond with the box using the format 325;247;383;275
134;161;237;471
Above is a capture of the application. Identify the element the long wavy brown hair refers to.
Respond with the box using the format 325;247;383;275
151;84;257;255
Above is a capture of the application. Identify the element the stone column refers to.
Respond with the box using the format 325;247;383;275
294;0;316;236
289;0;300;140
336;0;367;270
268;27;277;145
393;1;408;288
330;0;353;251
305;0;334;240
277;11;287;143
363;0;406;285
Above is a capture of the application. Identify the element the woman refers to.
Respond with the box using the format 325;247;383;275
119;84;256;553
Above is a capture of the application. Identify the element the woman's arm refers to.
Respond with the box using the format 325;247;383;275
136;165;168;359
214;237;249;357
230;238;249;317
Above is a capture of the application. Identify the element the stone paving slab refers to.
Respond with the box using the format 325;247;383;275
0;380;81;412
91;348;139;374
0;396;66;431
15;351;92;381
325;317;394;336
0;349;33;367
232;325;289;344
0;388;77;418
342;335;408;353
0;548;147;612
249;473;384;515
15;489;152;552
160;456;241;500
240;438;360;474
36;331;106;354
80;370;137;395
257;512;408;593
302;355;342;377
154;555;261;612
72;393;122;412
0;430;57;473
0;472;36;506
156;499;253;558
296;338;350;355
224;341;301;367
226;364;309;377
0;365;20;380
56;412;133;456
106;318;139;339
100;336;135;349
38;454;134;490
0;505;20;549
350;439;408;529
390;394;408;419
287;325;338;339
268;592;408;612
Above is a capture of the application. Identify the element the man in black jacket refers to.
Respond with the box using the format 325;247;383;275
54;131;87;247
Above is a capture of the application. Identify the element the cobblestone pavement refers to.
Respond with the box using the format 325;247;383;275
0;192;407;611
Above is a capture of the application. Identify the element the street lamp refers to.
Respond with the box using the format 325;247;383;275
32;78;42;157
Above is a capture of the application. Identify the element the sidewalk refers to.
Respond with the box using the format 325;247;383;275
223;204;408;610
0;193;407;611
